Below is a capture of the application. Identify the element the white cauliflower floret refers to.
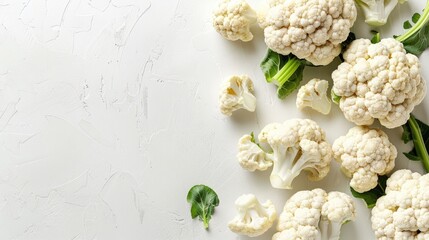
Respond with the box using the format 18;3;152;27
332;126;397;193
372;170;429;239
332;38;426;128
228;194;277;237
355;0;408;26
259;0;357;65
273;189;356;240
212;0;257;42
219;75;256;116
296;78;331;115
237;119;332;189
237;134;273;171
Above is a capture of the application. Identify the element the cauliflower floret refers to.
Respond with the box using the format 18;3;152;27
332;38;426;128
237;134;273;171
259;0;357;65
219;75;256;116
332;126;397;193
273;189;356;240
237;119;332;189
228;194;277;237
212;0;257;42
372;170;429;239
355;0;408;26
296;78;331;115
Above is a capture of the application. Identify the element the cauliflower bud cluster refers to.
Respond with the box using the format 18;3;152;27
333;126;397;193
259;0;357;65
273;189;356;240
372;170;429;239
332;38;426;129
237;119;332;189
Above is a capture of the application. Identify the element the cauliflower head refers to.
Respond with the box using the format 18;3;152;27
332;126;397;193
332;38;426;128
212;0;257;42
228;194;277;237
371;169;429;239
296;78;331;115
237;119;332;189
259;0;357;65
219;75;256;116
273;189;356;240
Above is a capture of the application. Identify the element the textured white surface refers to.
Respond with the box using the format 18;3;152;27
0;0;428;239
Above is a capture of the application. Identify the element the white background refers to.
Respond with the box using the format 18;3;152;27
0;0;428;239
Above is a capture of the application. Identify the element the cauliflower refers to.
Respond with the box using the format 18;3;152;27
212;0;257;42
332;126;397;193
237;134;273;171
219;75;256;116
273;189;356;240
332;38;426;128
228;194;277;237
355;0;408;26
296;78;331;115
237;119;332;189
371;169;429;239
259;0;357;65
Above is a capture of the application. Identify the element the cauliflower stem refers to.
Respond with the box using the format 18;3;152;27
355;0;407;26
402;115;429;172
260;49;308;99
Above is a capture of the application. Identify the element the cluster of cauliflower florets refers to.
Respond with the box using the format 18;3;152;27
210;0;428;239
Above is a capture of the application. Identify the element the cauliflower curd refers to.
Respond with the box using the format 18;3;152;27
228;194;277;237
273;189;356;240
372;169;429;239
332;38;426;128
259;0;357;65
219;75;256;116
333;126;397;193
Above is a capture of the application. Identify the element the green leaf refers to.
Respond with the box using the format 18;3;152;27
403;21;412;29
186;185;219;229
402;115;429;172
412;13;421;24
370;31;381;44
331;89;341;104
350;175;388;208
396;2;429;55
260;49;306;99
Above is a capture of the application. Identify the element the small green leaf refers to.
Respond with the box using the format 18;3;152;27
412;13;421;24
187;185;219;229
350;175;388;208
403;21;412;29
331;89;341;104
260;49;284;83
404;152;421;161
402;115;429;172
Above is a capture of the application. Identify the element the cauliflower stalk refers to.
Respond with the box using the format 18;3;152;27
273;189;356;240
296;78;331;115
332;38;426;128
228;194;277;237
237;133;273;171
219;75;256;116
259;0;357;66
371;169;429;239
333;126;397;193
237;119;332;189
355;0;408;26
212;0;257;42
